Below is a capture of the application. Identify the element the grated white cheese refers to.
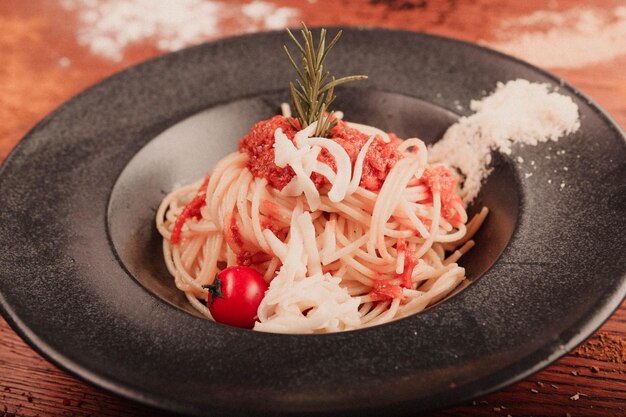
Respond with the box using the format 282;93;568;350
254;272;361;333
255;204;360;333
307;137;352;202
274;124;322;209
274;121;368;210
347;134;376;194
429;79;580;202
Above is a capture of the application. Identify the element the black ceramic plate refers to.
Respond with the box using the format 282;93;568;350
0;28;625;417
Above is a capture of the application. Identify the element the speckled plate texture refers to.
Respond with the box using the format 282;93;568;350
0;28;625;417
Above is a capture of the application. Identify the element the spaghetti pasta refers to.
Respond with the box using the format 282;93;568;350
155;111;488;333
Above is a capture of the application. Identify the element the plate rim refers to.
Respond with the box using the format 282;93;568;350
1;27;625;416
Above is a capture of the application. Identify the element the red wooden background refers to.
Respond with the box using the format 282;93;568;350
1;1;625;416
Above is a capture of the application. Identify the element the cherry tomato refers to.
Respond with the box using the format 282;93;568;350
204;266;268;329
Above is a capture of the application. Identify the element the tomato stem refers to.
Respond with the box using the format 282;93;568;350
202;275;224;307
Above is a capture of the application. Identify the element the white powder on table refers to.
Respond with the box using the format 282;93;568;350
429;79;580;202
484;6;626;69
60;0;298;61
241;1;297;30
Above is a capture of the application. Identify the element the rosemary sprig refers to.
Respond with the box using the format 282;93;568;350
284;23;367;137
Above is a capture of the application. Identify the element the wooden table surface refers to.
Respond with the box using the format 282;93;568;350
1;1;625;416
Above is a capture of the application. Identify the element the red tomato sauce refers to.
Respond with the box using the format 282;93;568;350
238;116;402;192
238;115;299;190
259;200;288;237
368;278;405;302
170;174;210;244
237;250;271;267
368;279;404;301
260;215;285;236
400;251;417;289
224;214;272;266
420;166;464;223
226;214;245;250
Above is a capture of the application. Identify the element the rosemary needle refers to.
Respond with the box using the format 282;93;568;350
284;23;367;137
